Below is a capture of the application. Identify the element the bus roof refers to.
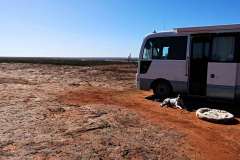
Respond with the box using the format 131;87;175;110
175;24;240;34
144;24;240;40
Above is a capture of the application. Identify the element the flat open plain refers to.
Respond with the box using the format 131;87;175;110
0;62;239;160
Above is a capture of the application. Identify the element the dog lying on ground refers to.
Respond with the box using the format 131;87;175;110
161;94;184;109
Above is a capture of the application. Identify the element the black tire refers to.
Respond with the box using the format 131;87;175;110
153;81;172;99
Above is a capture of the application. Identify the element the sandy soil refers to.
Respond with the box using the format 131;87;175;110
0;63;239;160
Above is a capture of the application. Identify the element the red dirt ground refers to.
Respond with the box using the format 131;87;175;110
0;62;239;159
59;85;240;160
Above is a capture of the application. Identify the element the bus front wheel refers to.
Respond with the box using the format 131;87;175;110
153;81;172;99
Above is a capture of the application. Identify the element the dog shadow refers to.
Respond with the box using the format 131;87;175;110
145;94;240;125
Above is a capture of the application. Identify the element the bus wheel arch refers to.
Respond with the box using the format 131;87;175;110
151;79;173;99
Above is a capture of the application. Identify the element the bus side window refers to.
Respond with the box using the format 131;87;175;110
211;36;235;62
158;36;187;60
150;37;161;59
162;46;170;59
142;36;187;60
143;40;152;60
152;48;162;59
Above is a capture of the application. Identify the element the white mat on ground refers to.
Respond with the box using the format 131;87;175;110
196;108;234;123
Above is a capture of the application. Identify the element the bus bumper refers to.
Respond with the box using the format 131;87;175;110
136;73;140;89
136;74;152;90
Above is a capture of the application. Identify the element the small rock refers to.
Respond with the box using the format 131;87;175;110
48;106;66;113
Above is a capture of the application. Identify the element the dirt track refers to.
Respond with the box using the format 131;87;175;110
0;63;239;160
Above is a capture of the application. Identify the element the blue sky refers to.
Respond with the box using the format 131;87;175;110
0;0;239;57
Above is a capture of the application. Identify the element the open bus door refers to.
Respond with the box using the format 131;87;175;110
189;35;210;96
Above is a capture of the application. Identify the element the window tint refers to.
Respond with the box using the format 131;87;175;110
192;42;210;59
211;36;235;62
192;43;203;59
142;36;187;60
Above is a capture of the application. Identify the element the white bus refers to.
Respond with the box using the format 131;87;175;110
136;24;240;101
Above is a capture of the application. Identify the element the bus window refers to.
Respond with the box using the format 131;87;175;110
167;36;187;60
192;42;209;59
143;40;152;60
192;43;204;59
162;46;170;58
211;36;235;62
156;36;187;60
152;46;162;59
142;36;187;60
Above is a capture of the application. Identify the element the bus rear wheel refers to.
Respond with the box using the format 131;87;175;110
153;81;172;99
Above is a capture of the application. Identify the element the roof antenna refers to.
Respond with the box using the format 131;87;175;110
153;29;157;33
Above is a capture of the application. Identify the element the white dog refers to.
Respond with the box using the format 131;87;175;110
161;94;184;109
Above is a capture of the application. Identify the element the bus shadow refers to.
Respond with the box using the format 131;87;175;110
145;94;240;124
